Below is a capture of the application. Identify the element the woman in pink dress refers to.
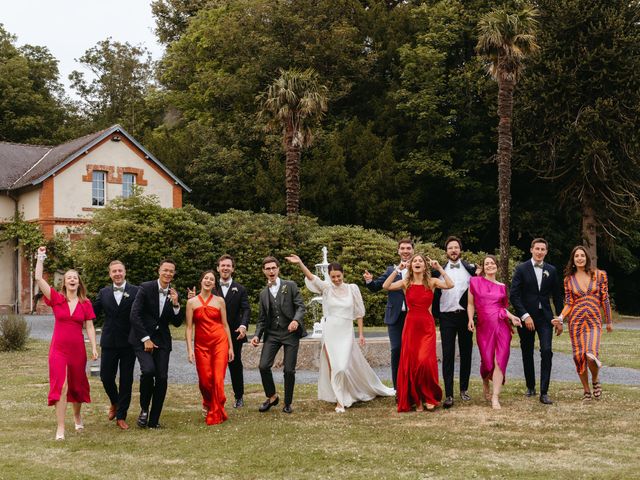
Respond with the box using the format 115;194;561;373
185;270;234;425
383;254;453;412
467;255;522;409
35;246;98;440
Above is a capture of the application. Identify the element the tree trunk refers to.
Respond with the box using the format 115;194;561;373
581;202;598;268
497;74;515;283
284;129;301;219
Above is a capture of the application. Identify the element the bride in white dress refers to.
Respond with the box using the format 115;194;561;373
285;255;395;413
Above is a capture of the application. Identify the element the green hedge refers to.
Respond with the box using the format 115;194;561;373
71;195;521;327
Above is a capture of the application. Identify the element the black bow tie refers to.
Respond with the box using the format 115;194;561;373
113;286;124;293
220;281;230;288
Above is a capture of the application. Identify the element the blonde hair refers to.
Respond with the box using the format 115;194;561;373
404;254;431;290
61;269;88;302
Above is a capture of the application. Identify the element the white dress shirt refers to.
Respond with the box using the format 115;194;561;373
521;258;544;321
113;281;126;306
439;262;471;312
269;278;281;298
219;277;232;297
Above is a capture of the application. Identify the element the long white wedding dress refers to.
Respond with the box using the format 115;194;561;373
306;276;395;408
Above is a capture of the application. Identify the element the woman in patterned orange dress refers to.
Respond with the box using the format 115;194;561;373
557;246;613;401
186;270;234;424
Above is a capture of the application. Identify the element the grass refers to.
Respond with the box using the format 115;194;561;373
509;325;640;370
1;340;639;479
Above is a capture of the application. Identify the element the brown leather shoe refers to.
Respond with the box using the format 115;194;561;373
116;419;130;430
108;404;117;421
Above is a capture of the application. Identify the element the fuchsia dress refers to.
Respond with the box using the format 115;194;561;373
44;289;95;406
470;277;512;382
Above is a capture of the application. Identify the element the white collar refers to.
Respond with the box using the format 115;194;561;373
113;281;127;289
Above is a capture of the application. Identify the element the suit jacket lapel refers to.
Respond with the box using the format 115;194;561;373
526;262;540;292
152;282;161;319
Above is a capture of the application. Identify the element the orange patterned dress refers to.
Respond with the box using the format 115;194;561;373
560;270;612;374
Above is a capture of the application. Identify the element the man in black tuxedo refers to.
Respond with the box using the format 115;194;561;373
432;236;476;408
216;254;251;408
130;259;184;428
251;256;306;414
93;260;139;430
510;238;564;405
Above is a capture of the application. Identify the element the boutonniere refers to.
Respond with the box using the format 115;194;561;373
543;270;549;278
232;287;238;293
280;285;288;295
123;292;130;298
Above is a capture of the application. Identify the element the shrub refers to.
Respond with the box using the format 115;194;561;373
0;314;31;351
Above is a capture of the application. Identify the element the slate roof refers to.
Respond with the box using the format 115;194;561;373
0;125;190;192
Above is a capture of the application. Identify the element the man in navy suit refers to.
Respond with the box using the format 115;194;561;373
130;259;184;428
216;254;251;408
510;238;564;405
93;260;139;430
363;238;414;390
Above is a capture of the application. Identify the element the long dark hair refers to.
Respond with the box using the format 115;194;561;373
563;246;594;278
479;255;499;279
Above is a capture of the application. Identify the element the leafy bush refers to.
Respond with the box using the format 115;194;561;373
72;195;522;327
0;315;31;351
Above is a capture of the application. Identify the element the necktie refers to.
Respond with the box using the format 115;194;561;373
220;281;230;288
534;262;543;269
113;286;124;292
450;263;460;269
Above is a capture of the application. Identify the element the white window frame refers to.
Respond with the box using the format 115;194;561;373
92;170;106;206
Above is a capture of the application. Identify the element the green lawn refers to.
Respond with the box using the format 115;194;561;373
1;339;639;480
510;326;640;370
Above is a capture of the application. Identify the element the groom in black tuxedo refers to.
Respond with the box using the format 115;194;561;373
216;254;251;408
93;260;139;430
251;256;306;414
432;236;476;408
510;238;564;405
129;259;184;428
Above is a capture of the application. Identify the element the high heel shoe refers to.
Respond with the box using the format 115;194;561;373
335;405;345;413
74;422;84;431
55;429;65;440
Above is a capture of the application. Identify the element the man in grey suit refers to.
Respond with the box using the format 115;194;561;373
251;256;306;414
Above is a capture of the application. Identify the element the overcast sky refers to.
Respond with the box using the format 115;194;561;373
1;0;164;96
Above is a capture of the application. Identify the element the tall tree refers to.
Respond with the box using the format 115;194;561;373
151;0;209;44
258;67;328;217
0;25;69;143
516;0;640;267
69;38;154;135
476;4;539;279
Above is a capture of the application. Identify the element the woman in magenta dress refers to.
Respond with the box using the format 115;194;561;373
383;254;453;412
35;246;98;440
467;255;522;409
185;270;234;425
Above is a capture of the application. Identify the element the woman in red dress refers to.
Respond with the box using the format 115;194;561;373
383;254;453;412
35;246;98;440
185;270;234;424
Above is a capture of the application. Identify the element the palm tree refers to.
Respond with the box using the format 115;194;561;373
476;5;540;281
258;68;328;218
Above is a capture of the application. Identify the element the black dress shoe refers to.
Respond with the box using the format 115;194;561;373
282;404;293;414
460;391;471;402
258;396;279;412
137;410;148;428
525;388;537;397
147;423;163;429
539;394;553;405
234;398;244;408
443;396;454;409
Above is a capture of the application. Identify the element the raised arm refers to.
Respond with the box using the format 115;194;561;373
185;299;195;364
285;254;315;281
382;267;405;291
34;246;51;300
428;259;453;290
